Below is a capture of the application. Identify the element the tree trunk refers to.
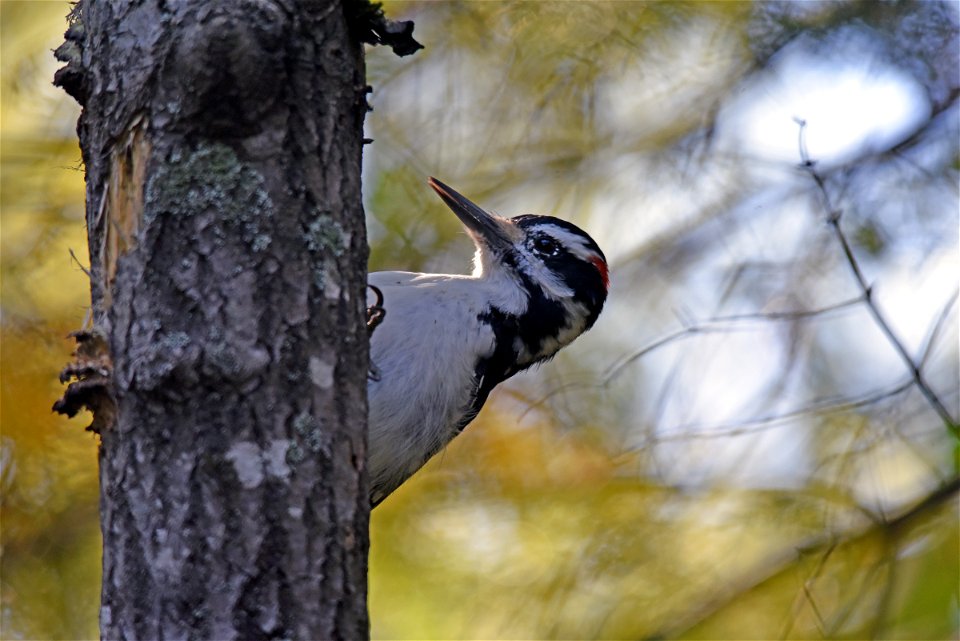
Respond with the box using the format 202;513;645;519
54;1;370;638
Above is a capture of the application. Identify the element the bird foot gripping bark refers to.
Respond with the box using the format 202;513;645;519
366;284;386;381
52;329;116;434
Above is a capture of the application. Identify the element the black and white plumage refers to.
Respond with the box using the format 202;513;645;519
367;178;609;506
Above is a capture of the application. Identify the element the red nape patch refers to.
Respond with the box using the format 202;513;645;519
589;255;609;290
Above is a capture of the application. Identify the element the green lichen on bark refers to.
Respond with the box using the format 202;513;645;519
305;214;345;256
305;213;348;300
144;142;274;252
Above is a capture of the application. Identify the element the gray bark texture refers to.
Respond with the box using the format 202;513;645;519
53;1;371;638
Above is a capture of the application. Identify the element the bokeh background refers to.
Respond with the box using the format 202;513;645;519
2;1;958;639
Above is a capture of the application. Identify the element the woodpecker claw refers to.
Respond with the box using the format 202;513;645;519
366;284;385;335
366;284;386;380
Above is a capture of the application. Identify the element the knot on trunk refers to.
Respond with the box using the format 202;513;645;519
164;0;289;136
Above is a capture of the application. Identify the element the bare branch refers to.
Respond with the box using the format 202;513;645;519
780;542;836;639
646;379;913;445
919;288;959;368
796;120;959;438
516;296;870;425
653;475;960;640
603;297;865;385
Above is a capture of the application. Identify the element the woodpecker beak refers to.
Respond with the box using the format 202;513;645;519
428;177;515;254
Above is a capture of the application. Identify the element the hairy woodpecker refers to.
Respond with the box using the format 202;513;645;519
367;178;609;506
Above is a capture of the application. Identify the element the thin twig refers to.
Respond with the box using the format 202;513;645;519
646;379;913;445
796;119;959;438
69;247;92;277
603;297;864;385
516;296;869;423
869;539;898;639
803;543;836;636
704;295;865;324
919;288;959;368
653;475;960;640
601;325;739;386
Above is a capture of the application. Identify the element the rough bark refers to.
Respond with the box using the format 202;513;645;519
54;1;370;638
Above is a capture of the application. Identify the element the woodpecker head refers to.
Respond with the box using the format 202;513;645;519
428;177;609;367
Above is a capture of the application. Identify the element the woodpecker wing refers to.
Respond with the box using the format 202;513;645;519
366;271;498;505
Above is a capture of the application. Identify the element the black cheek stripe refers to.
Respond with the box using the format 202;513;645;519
456;307;521;433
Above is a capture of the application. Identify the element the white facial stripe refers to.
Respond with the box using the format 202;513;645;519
526;223;601;262
534;263;574;299
510;222;606;301
513;251;573;300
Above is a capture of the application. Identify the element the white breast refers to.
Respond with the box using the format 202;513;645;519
366;271;498;503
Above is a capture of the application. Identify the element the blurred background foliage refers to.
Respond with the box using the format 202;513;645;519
2;1;100;639
1;1;957;639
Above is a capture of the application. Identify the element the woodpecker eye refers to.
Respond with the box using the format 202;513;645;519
530;235;560;257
